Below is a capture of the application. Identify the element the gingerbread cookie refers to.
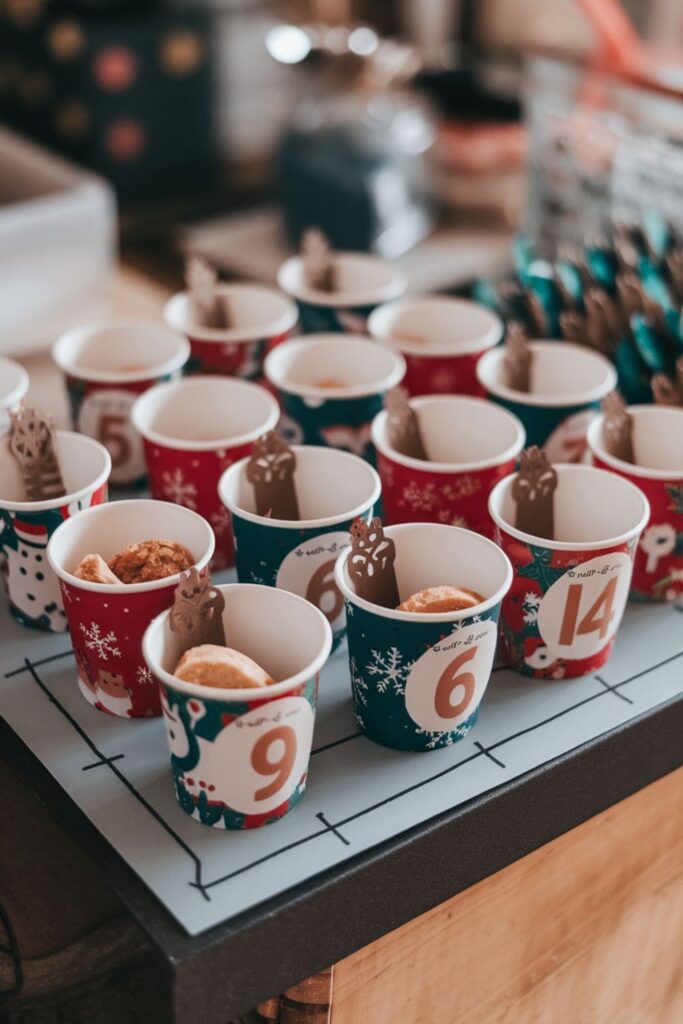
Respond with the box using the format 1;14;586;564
108;539;194;584
397;585;484;614
174;644;273;689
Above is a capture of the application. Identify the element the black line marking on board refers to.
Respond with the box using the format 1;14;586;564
82;754;126;771
595;675;634;705
311;732;361;756
192;827;331;890
611;649;683;688
473;741;506;768
4;648;73;678
316;812;351;846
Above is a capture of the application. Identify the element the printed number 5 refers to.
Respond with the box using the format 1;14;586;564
558;577;618;647
99;414;132;469
251;725;297;801
434;647;477;719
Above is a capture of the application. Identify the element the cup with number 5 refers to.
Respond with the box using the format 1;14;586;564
53;321;190;486
143;583;333;829
335;523;513;751
489;464;650;680
219;446;381;649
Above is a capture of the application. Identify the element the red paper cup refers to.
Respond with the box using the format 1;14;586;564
372;395;525;536
0;430;111;631
0;356;29;437
489;465;649;679
164;283;298;378
131;376;279;569
368;295;503;396
52;321;190;485
587;405;683;602
47;499;215;717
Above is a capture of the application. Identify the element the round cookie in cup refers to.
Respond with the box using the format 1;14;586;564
219;445;381;648
0;431;111;632
164;283;298;379
476;340;616;461
132;377;280;570
47;500;215;717
372;395;525;536
489;463;649;680
335;522;513;751
0;356;29;437
277;250;405;335
264;334;405;461
52;321;190;485
587;404;683;602
368;295;503;397
143;583;333;829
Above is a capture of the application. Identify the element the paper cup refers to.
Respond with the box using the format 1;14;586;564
132;377;279;570
587;405;683;602
489;465;649;679
0;356;29;437
164;283;298;378
0;432;110;631
52;321;190;485
368;295;503;397
264;334;405;461
372;396;525;537
277;251;405;334
335;523;512;751
476;340;617;461
143;583;333;829
47;500;215;718
219;446;381;648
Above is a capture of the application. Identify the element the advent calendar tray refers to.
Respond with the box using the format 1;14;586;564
1;589;682;1021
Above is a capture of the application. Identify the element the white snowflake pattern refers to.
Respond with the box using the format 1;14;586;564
350;656;368;707
136;665;153;686
416;723;472;750
79;621;121;660
161;468;198;509
522;591;541;625
209;506;232;537
400;481;438;512
365;646;412;696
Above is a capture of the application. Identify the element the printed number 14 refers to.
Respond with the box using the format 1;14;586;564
558;577;618;647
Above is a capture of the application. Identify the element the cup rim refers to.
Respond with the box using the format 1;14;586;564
0;356;30;406
131;376;281;452
52;319;191;385
263;334;406;400
371;395;526;474
219;445;382;529
334;522;513;623
143;582;333;700
367;295;504;357
488;463;651;551
47;499;216;594
476;340;617;408
587;404;683;481
0;430;111;513
163;283;298;343
277;252;406;309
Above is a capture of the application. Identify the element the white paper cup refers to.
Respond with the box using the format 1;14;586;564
143;583;333;828
0;356;29;437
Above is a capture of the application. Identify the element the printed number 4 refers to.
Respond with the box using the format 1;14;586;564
435;647;477;719
558;577;618;647
251;725;297;802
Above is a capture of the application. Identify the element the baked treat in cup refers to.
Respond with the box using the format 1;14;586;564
0;356;29;437
264;334;405;461
47;499;214;717
143;583;333;828
334;521;512;751
164;282;297;378
587;404;683;602
52;321;190;485
0;430;110;631
219;444;381;648
132;376;279;570
372;394;525;536
368;295;503;397
488;463;649;679
277;250;405;335
476;340;616;461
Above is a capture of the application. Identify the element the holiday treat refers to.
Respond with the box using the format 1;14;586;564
397;585;484;614
169;567;226;648
185;254;230;328
108;539;194;584
246;431;300;520
74;553;120;585
9;408;66;501
602;391;634;464
503;322;532;392
174;644;274;689
651;358;683;407
348;517;400;609
301;227;336;292
512;446;558;540
316;378;347;388
384;386;427;461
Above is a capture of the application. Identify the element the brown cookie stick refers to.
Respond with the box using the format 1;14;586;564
348;517;400;609
384;387;427;460
170;567;226;653
9;408;66;501
602;391;634;464
185;254;230;329
512;446;558;540
503;322;532;392
301;227;335;292
246;431;300;520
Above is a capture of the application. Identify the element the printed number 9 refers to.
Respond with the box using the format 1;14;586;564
251;725;297;802
434;647;477;719
306;559;344;623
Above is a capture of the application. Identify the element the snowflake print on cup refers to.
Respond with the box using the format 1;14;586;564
160;468;198;509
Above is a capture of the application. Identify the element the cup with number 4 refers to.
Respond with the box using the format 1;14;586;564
335;523;513;751
489;464;650;679
143;583;333;829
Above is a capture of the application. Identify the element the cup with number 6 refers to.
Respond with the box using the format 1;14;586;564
488;464;650;679
143;583;333;829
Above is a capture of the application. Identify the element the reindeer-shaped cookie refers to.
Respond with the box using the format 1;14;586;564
301;227;335;292
601;391;634;464
503;322;533;392
384;387;427;461
9;408;66;501
170;567;226;653
512;446;558;540
246;431;300;520
348;517;400;608
185;254;229;328
652;357;683;407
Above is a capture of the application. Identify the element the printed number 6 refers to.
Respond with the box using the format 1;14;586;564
98;414;132;469
251;725;297;802
306;558;344;623
434;647;477;719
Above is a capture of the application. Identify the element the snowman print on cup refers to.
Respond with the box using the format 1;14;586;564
0;514;66;630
